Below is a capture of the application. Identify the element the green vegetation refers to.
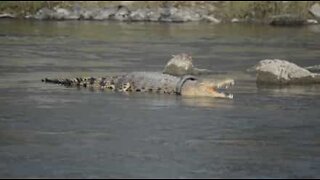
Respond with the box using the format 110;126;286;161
0;1;55;15
220;1;313;20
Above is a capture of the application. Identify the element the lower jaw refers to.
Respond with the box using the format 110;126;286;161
216;91;233;99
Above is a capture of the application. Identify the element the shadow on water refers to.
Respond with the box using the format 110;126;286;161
0;19;319;178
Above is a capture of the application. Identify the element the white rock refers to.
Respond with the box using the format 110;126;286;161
94;8;117;20
163;53;195;76
113;6;130;21
202;15;221;23
163;53;212;76
309;3;320;19
130;9;148;21
231;18;240;23
0;13;16;18
251;59;320;84
306;19;318;24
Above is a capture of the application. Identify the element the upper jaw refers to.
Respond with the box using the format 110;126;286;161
215;79;235;89
212;79;235;99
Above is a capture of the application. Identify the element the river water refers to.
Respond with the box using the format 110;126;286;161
0;19;319;178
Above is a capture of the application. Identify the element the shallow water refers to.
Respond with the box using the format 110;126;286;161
0;19;319;178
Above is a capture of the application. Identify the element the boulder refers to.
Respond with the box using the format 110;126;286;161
309;3;320;19
34;8;55;20
94;7;118;20
53;8;73;20
159;7;202;22
306;19;318;24
130;9;149;21
163;53;212;76
0;13;16;18
27;4;219;23
202;15;221;23
147;9;161;22
35;7;81;20
249;59;320;85
112;6;131;21
231;18;240;23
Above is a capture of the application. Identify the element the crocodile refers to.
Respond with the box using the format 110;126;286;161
43;71;234;99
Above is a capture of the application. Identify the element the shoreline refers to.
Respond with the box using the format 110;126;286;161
0;1;319;26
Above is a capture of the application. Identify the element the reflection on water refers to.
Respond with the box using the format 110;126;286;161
0;19;319;178
257;84;320;97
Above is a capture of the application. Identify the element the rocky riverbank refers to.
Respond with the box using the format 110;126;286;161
0;1;320;25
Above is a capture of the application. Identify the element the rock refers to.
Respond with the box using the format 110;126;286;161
33;5;131;21
69;6;86;20
309;3;320;19
35;7;80;20
163;53;195;76
63;7;81;20
249;59;320;85
0;13;16;18
269;14;305;26
34;8;55;20
24;14;33;19
230;18;252;23
147;9;161;22
94;7;118;20
202;15;221;23
306;19;318;24
231;18;240;23
79;8;98;20
129;8;163;22
163;53;212;76
112;5;131;21
159;7;202;22
53;8;72;20
159;7;178;22
130;9;149;21
175;8;202;22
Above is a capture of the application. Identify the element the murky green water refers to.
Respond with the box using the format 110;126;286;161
0;19;320;178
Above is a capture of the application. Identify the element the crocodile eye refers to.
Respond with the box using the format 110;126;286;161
136;89;141;92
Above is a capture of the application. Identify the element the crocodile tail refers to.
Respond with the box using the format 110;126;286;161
42;77;97;88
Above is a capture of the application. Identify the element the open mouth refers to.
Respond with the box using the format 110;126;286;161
212;79;235;99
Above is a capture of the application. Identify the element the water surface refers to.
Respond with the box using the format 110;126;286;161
0;20;320;178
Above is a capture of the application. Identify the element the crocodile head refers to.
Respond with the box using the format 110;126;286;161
181;78;235;99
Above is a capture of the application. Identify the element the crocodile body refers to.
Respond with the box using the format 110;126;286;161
43;53;235;99
43;72;196;95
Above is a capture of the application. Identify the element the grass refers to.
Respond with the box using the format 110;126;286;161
220;1;314;21
0;1;53;15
